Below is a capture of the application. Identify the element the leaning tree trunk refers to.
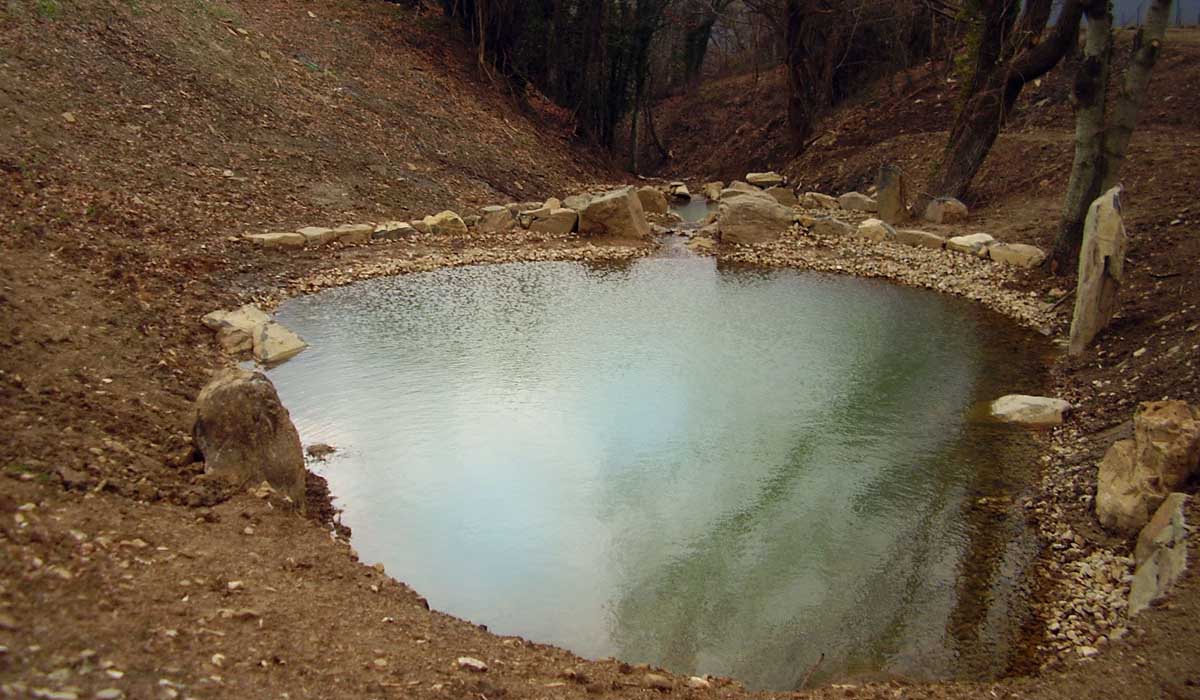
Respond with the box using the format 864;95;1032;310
916;0;1088;215
1049;0;1173;272
1050;1;1113;273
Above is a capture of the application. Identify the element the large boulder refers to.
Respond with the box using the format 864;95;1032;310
1069;186;1127;355
875;164;908;225
1096;401;1200;534
579;188;651;239
702;181;724;201
193;369;307;511
746;172;784;188
989;242;1047;268
854;218;896;243
989;394;1071;427
245;232;306;250
529;208;579;235
800;192;839;210
946;233;995;257
1129;493;1189;616
922;197;969;224
895;229;946;250
727;181;759;193
637;186;670;215
838;192;877;213
718;193;794;245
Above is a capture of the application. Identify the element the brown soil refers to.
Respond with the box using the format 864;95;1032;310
2;1;1199;698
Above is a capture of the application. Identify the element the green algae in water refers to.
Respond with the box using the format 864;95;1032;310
266;257;1050;690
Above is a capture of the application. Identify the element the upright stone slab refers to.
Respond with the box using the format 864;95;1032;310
718;193;793;245
1069;186;1127;355
1129;493;1189;616
875;164;907;225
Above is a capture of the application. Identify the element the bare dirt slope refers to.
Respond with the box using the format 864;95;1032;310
2;2;1200;699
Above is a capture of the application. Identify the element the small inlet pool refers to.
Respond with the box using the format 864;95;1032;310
266;256;1050;689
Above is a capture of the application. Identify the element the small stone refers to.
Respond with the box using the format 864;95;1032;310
227;580;245;591
457;656;488;673
686;676;711;690
95;690;124;700
644;673;673;691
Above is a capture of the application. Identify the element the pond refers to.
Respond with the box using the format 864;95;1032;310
266;255;1050;690
669;195;716;223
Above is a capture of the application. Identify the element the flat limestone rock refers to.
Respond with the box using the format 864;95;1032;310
477;206;516;234
202;305;270;356
297;226;337;247
702;181;724;201
253;321;308;366
990;394;1071;427
837;191;877;213
333;223;374;245
895;229;945;249
946;233;995;257
745;172;784;188
245;232;306;249
989;242;1046;268
424;211;468;236
810;218;855;238
800;192;839;210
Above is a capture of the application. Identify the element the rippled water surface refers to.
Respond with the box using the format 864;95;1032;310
267;257;1048;689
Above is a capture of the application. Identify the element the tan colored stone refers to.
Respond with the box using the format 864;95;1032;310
989;242;1046;268
253;321;307;366
333;223;374;245
922;197;969;224
1129;493;1189;616
765;186;798;206
875;164;908;224
718;193;794;245
800;192;839;210
245;232;306;249
701;181;724;201
810;218;855;237
636;186;670;215
529;208;578;235
745;172;784;188
895;229;945;249
989;394;1070;427
946;233;995;257
854;218;896;243
1070;186;1127;355
424;211;468;236
297;226;337;247
838;191;877;213
579;188;650;239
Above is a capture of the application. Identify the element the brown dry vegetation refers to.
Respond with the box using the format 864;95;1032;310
2;1;1199;699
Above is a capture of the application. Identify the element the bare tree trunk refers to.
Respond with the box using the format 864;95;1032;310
1049;0;1173;271
1050;1;1113;273
916;0;1087;215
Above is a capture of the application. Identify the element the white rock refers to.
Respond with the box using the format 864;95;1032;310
423;211;468;236
990;394;1071;427
718;193;794;245
1129;493;1189;615
701;181;724;201
667;182;690;200
372;221;416;241
946;233;995;257
457;657;488;673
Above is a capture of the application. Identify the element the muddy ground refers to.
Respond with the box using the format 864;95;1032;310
2;1;1199;699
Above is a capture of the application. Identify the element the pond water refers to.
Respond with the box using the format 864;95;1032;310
267;256;1050;690
669;195;716;223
